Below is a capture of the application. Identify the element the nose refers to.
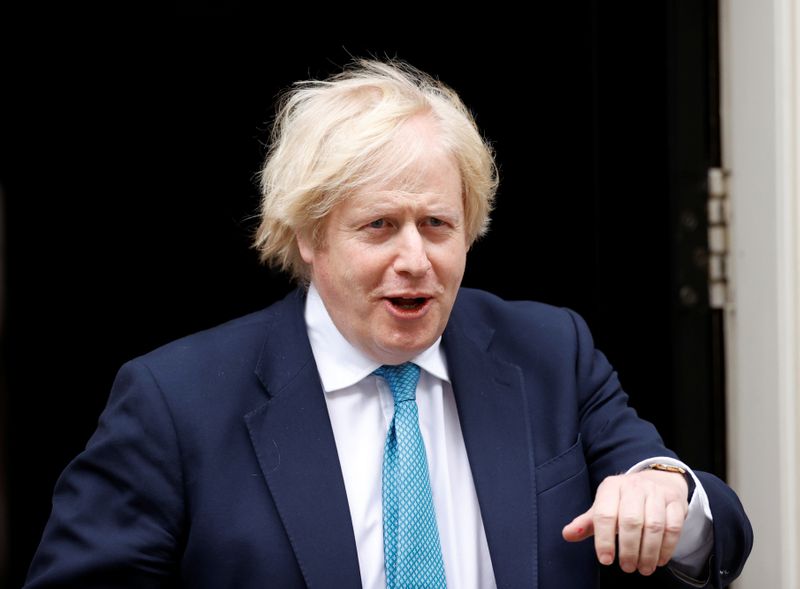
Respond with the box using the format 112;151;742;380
392;224;432;277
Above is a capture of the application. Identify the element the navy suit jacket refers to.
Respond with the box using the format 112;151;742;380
25;288;752;588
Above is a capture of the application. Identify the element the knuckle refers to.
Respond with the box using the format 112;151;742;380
665;521;684;535
620;515;643;530
645;520;665;534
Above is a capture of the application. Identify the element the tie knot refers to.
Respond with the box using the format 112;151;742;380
373;362;420;404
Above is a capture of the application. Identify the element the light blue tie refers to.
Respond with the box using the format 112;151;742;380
374;362;447;589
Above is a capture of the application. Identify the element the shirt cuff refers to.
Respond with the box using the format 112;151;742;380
626;456;714;582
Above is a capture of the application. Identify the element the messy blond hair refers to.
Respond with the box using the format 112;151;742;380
254;58;498;281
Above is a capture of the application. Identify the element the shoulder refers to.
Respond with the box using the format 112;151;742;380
452;287;591;347
453;286;563;318
124;288;305;391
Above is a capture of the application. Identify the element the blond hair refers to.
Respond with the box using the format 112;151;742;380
254;58;499;281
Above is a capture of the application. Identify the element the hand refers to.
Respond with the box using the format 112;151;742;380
562;469;689;576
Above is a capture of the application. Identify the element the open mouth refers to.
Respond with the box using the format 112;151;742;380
387;297;429;311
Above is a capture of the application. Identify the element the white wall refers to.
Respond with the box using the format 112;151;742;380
721;0;800;587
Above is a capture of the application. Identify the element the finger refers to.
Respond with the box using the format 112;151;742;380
562;510;594;542
591;477;622;566
616;484;646;573
637;491;665;576
657;500;687;566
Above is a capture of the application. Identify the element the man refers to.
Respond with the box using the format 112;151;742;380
25;59;752;588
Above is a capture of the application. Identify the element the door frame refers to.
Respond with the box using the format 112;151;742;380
720;0;800;586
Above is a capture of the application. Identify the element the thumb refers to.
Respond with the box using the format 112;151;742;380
562;509;595;542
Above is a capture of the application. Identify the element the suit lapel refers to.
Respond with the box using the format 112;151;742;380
244;290;361;588
242;289;540;587
443;307;539;589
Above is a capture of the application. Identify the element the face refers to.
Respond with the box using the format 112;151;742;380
298;137;467;365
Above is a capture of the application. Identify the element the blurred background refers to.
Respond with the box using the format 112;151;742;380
1;1;797;587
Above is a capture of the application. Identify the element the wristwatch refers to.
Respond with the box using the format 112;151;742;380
647;463;685;475
647;463;695;501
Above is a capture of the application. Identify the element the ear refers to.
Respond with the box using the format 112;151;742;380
296;231;315;265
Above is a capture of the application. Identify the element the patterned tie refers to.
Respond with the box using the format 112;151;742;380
374;362;447;589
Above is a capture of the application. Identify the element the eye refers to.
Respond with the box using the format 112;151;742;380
427;217;445;227
368;219;386;229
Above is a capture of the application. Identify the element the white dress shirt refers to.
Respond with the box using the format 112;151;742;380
304;283;713;588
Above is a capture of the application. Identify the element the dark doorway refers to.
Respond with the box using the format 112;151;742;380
1;2;723;587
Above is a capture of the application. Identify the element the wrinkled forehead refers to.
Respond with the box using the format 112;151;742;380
351;151;462;206
353;147;462;203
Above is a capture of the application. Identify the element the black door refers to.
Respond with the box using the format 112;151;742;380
1;3;725;587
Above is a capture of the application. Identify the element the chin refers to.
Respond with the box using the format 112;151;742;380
378;336;435;362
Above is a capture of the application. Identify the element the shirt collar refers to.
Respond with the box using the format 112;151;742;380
304;283;450;393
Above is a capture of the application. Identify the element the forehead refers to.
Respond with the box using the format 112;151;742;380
348;151;462;209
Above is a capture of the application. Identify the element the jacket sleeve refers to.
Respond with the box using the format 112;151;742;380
566;307;679;486
692;471;753;588
566;308;753;587
24;359;184;588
